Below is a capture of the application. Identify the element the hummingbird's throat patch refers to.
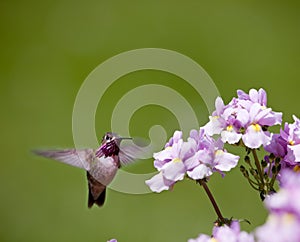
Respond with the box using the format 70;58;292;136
96;141;120;157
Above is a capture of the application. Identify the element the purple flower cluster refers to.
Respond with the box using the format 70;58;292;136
255;169;300;242
110;88;300;242
145;130;240;192
188;220;254;242
264;115;300;168
204;88;282;149
187;170;300;242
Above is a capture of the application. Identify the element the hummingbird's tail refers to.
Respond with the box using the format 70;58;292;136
87;172;106;208
88;188;106;208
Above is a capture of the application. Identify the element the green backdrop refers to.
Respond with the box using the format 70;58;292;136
1;1;299;241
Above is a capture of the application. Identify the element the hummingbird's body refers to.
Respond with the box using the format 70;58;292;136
34;132;138;208
87;152;119;207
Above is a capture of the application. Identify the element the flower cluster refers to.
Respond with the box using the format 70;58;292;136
188;170;300;242
255;170;300;242
264;115;300;169
142;88;300;242
188;220;254;242
145;129;239;192
204;88;282;148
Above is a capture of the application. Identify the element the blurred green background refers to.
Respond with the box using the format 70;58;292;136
1;0;300;241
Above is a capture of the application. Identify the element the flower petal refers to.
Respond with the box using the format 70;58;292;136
214;150;239;171
145;172;173;193
221;130;242;144
161;159;186;181
242;125;271;148
188;234;211;242
184;153;200;170
236;108;250;126
215;96;225;115
287;144;300;163
153;149;172;161
187;164;212;180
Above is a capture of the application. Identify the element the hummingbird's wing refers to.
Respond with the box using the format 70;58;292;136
119;145;145;166
33;149;94;171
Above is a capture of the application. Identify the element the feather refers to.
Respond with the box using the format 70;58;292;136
119;145;145;166
33;149;94;171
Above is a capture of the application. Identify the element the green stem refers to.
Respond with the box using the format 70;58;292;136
267;163;272;181
270;173;277;188
252;149;264;183
247;179;260;191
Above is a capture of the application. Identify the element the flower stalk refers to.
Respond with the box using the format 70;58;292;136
252;149;264;182
198;179;229;226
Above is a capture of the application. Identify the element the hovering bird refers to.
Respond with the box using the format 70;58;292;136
34;132;140;208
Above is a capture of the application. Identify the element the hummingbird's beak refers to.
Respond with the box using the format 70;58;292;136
119;137;132;140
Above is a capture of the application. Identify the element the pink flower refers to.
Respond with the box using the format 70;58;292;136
188;220;254;242
204;88;282;149
256;170;300;242
264;115;300;172
146;131;193;192
146;129;239;193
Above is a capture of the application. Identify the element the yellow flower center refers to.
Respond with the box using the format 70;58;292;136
172;158;181;163
215;150;224;156
293;165;300;172
210;238;218;242
226;125;233;132
269;213;296;225
251;123;261;132
289;140;295;145
282;213;296;224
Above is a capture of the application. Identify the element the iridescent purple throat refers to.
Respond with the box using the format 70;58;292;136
95;141;120;158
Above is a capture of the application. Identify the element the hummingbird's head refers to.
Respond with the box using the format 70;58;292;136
101;132;119;145
95;132;131;157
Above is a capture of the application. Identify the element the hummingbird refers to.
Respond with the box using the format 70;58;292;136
34;132;140;208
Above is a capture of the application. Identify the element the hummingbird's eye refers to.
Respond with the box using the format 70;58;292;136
105;135;110;140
